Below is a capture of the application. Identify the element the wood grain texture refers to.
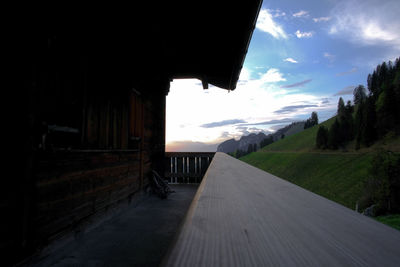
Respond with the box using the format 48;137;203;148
163;152;400;267
34;150;143;246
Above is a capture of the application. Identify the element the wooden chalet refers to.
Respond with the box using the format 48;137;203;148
7;1;262;265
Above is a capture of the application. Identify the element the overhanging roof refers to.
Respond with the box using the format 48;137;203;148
160;1;263;90
25;1;262;91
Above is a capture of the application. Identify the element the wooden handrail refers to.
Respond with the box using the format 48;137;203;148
163;152;400;266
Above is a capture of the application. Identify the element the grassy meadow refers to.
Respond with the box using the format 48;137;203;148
239;118;400;230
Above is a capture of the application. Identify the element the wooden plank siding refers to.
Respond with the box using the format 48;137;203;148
34;150;142;245
11;53;169;264
31;83;168;248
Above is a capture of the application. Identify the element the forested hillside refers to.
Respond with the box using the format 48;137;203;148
240;57;400;230
315;58;400;150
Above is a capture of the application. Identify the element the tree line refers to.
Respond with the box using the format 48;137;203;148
231;140;271;158
233;143;258;158
316;57;400;150
304;111;319;129
316;98;354;149
315;57;400;216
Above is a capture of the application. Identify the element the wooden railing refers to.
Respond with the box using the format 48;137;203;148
163;152;400;266
164;152;215;184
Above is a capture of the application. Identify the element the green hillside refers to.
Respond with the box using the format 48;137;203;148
263;117;335;152
240;57;400;230
241;151;372;209
240;118;399;210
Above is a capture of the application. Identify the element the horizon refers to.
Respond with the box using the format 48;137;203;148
166;0;400;152
166;119;316;152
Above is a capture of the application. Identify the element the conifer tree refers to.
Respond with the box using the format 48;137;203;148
328;119;340;149
247;144;253;154
337;97;345;118
316;126;328;149
353;85;366;105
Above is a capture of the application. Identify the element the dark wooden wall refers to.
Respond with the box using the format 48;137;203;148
35;150;142;245
5;41;168;265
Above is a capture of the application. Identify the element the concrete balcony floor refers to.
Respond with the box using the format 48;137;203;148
28;184;198;267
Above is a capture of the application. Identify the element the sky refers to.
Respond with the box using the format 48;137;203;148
166;0;400;152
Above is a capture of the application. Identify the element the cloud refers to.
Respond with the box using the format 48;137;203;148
238;68;286;88
329;0;400;49
293;10;309;18
274;104;319;114
320;98;330;105
166;141;218;152
267;9;286;18
237;68;251;86
295;30;314;38
334;86;356;96
219;131;233;139
166;71;334;150
284;57;298;63
260;68;286;83
236;126;249;133
256;9;288;39
323;52;336;62
280;79;312;88
236;126;250;136
313;17;331;22
248;127;272;135
200;119;246;128
248;127;263;131
240;118;294;126
336;67;358;76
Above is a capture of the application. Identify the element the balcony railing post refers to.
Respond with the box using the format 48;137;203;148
164;152;215;184
194;157;197;183
174;157;177;183
170;157;173;183
186;157;188;183
199;157;202;175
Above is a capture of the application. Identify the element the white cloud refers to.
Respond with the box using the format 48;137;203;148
256;9;288;39
267;9;286;18
293;10;309;18
238;67;251;81
362;23;396;42
313;17;331;22
260;68;286;83
284;58;298;63
166;67;334;149
329;0;400;49
295;30;314;38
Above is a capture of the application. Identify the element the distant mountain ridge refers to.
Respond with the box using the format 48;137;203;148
217;132;267;153
217;121;305;153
